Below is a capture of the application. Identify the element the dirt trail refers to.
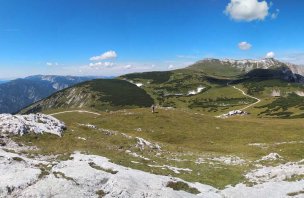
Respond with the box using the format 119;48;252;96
217;83;261;118
231;85;261;111
49;110;101;116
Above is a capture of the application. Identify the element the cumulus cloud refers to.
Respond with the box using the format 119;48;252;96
90;50;117;61
225;0;269;21
266;51;275;58
238;41;252;50
89;62;115;68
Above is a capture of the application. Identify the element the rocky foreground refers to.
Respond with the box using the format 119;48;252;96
0;113;65;136
0;138;304;198
0;114;304;197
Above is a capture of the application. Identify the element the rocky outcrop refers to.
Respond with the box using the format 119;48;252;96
0;113;65;136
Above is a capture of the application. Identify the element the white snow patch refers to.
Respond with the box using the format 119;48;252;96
188;87;205;95
0;113;65;136
295;91;304;97
135;83;143;87
126;80;144;88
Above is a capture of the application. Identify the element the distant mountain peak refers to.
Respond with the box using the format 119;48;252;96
188;57;304;79
0;75;100;113
199;57;280;64
194;57;286;72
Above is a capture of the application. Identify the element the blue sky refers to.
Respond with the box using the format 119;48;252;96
0;0;304;79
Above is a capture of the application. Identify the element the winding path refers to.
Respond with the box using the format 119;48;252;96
231;85;261;111
217;83;261;118
49;110;101;116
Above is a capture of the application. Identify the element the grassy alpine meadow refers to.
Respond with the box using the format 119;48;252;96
13;107;304;189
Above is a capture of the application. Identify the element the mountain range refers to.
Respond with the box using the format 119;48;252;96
0;80;8;84
189;58;304;80
0;75;101;113
119;58;304;118
19;58;304;119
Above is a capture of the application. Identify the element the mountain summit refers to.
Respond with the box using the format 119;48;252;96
187;58;304;79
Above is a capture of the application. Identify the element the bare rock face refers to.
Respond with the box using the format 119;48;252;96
0;113;65;136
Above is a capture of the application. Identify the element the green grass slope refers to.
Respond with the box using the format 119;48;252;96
14;108;304;188
121;62;304;118
20;79;154;114
121;69;259;115
186;59;245;78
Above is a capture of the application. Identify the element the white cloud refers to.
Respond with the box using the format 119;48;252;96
225;0;269;21
46;62;59;66
177;55;198;59
279;52;304;65
90;50;117;61
271;9;280;19
124;64;134;69
238;41;252;50
168;65;175;69
89;61;115;68
266;51;275;58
